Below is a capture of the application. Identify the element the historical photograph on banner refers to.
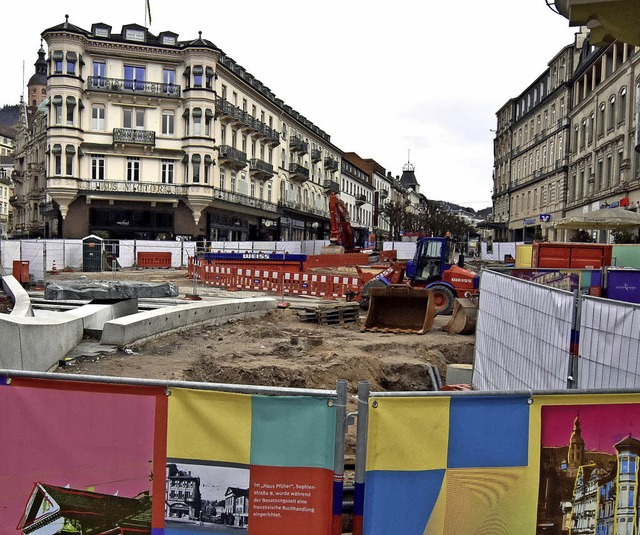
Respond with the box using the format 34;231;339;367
1;381;159;535
165;461;250;532
538;403;640;534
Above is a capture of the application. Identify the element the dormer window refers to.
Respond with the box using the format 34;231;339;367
94;26;110;38
162;35;176;46
125;28;146;42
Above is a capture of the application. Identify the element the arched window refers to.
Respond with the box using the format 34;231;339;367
608;96;616;130
619;87;627;124
192;154;201;183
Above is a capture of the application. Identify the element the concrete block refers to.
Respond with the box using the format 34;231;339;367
66;299;138;333
101;297;277;346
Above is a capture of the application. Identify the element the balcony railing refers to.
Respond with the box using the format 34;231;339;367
216;189;278;212
28;163;45;173
355;194;367;206
39;202;57;216
87;76;181;98
324;157;339;172
215;97;280;144
311;148;322;162
288;162;309;182
78;179;188;196
113;128;156;146
289;136;308;154
380;189;389;199
218;145;247;169
323;180;340;193
278;199;329;218
249;158;274;179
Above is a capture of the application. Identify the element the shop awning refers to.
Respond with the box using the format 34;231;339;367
192;107;202;118
66;51;78;61
204;154;213;165
192;154;201;163
205;66;214;76
183;66;191;77
65;145;76;155
192;65;203;75
66;96;76;107
51;144;62;155
52;95;63;106
51;50;63;61
205;108;213;118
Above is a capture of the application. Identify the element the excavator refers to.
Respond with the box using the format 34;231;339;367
357;235;480;335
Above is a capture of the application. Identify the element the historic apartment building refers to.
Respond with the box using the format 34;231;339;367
9;18;353;241
492;28;640;243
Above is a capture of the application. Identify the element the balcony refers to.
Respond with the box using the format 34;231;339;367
288;162;309;182
355;194;367;206
87;76;181;98
78;179;188;196
289;135;308;154
28;163;45;173
324;157;339;172
113;128;156;146
311;148;322;163
380;189;389;199
39;201;57;216
215;96;237;121
323;179;340;193
218;145;247;170
249;158;274;180
215;189;278;213
278;199;330;218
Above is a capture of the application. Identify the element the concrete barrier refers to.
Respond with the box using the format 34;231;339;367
2;275;34;317
0;313;84;371
101;297;277;346
65;300;139;336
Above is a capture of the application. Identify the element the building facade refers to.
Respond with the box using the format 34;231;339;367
0;162;12;237
492;28;640;243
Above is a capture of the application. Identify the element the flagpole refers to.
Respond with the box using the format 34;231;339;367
144;0;147;26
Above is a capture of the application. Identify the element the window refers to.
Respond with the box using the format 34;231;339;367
162;110;174;135
92;61;106;87
220;125;226;145
53;51;63;73
589;112;595;144
230;173;236;192
65;145;75;175
267;183;272;202
192;154;201;183
52;144;62;174
123;65;145;90
163;68;175;93
608;96;616;130
231;130;237;148
204;155;212;183
193;66;203;87
205;110;212;136
66;52;77;75
580;120;586;150
162;35;176;45
205;67;213;89
221;84;227;100
66;96;76;126
91;154;105;180
94;26;110;38
598;103;605;136
161;160;174;183
125;28;145;42
250;179;256;197
192;108;202;135
219;171;226;191
91;105;105;131
123;108;145;129
242;98;247;112
53;96;63;125
127;157;140;181
619;88;627;124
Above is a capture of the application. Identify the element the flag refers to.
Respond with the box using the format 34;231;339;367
146;0;152;25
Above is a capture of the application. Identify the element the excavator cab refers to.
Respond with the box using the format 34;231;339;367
406;237;454;283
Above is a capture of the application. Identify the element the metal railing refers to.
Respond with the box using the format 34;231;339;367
288;162;309;180
289;136;308;154
249;158;274;178
113;128;156;145
87;76;181;98
215;188;278;212
324;157;339;171
218;145;247;166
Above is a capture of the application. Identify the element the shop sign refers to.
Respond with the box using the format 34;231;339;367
621;197;630;207
524;218;536;226
539;214;551;222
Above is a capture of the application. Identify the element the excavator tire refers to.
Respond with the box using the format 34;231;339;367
359;278;388;311
362;284;437;335
429;284;455;315
443;297;478;335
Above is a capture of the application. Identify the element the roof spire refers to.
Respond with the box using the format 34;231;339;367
64;14;69;28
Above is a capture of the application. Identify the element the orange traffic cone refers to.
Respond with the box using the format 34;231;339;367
50;260;58;274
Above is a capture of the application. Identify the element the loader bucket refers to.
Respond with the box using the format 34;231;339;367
443;298;478;335
362;285;436;334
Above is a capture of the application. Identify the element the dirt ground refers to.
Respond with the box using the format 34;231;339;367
39;267;475;394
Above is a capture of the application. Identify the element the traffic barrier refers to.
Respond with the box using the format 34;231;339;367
137;251;172;268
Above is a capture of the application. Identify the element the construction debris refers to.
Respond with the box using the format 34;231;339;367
298;302;360;325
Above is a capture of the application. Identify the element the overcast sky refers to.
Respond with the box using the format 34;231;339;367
1;1;579;211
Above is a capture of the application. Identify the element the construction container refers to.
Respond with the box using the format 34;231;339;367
12;260;30;283
532;242;613;269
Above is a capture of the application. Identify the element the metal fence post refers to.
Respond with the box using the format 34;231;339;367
332;379;348;535
567;289;582;389
352;381;370;535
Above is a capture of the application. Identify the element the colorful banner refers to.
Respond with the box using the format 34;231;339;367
362;392;640;534
164;388;337;534
0;376;167;534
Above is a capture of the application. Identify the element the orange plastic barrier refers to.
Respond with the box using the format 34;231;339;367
137;252;172;268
